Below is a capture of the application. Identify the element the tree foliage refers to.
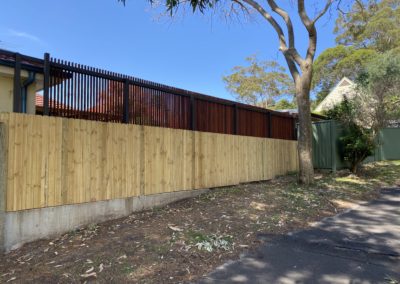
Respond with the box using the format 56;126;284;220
335;0;400;51
355;51;400;133
313;0;400;105
223;55;294;108
312;45;376;104
271;98;297;110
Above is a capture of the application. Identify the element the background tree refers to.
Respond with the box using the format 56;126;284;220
312;0;400;105
271;98;297;110
223;55;294;108
324;51;400;174
122;0;336;184
355;51;400;134
312;46;376;104
335;0;400;52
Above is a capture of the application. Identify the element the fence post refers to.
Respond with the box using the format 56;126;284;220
13;53;22;113
122;79;130;123
267;112;272;138
190;94;196;131
330;120;337;173
0;123;7;252
43;53;50;116
233;104;238;135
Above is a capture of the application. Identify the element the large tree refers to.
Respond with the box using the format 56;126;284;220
223;55;294;108
122;0;335;184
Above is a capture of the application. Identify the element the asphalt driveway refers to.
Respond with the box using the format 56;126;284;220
199;188;400;284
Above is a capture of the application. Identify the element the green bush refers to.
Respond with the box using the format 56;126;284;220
325;99;376;174
339;125;375;174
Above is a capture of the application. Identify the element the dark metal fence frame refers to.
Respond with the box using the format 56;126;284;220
1;49;297;140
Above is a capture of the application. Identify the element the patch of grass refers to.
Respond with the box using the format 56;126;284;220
121;265;135;274
145;243;170;255
185;230;233;252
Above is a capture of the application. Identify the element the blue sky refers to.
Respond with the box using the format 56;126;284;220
0;0;337;101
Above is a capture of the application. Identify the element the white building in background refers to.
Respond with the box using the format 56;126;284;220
314;77;357;113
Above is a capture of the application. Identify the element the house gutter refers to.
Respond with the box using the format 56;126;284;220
21;72;36;113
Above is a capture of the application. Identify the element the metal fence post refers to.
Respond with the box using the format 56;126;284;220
267;112;272;138
233;104;239;135
190;94;196;131
43;53;50;116
13;53;22;113
330;120;337;173
122;79;129;123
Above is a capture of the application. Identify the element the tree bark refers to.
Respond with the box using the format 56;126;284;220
295;63;314;184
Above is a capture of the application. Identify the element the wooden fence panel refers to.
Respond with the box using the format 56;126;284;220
0;113;298;212
143;126;194;195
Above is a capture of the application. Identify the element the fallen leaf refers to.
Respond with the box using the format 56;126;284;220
168;224;183;232
85;267;94;274
80;272;97;279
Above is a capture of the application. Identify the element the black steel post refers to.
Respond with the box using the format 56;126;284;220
233;103;239;135
123;79;129;123
190;94;196;131
13;53;21;113
43;53;50;116
267;112;272;138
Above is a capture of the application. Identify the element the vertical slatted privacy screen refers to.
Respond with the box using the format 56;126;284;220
1;50;296;140
46;56;295;140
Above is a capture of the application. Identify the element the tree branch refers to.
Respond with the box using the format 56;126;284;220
298;0;333;62
312;0;334;24
266;0;304;66
240;0;288;51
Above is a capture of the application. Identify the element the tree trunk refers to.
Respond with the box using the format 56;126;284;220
296;66;314;184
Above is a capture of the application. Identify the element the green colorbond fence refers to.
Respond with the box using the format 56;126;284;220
312;120;400;171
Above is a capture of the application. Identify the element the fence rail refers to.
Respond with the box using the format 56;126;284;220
1;49;296;140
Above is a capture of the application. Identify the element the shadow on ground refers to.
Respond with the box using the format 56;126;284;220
200;188;400;284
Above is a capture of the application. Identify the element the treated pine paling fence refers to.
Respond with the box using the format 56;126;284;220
0;113;298;212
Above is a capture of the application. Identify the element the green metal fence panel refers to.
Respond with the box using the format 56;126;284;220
379;128;400;160
312;121;400;171
312;120;334;169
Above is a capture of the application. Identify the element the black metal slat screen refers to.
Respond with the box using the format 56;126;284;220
2;50;297;141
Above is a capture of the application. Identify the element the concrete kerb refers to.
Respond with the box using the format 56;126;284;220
3;188;209;252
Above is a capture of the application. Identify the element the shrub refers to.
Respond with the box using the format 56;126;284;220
325;99;376;174
339;125;375;174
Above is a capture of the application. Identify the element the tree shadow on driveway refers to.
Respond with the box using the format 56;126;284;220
199;188;400;284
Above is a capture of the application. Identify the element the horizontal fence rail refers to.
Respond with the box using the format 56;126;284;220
1;49;297;140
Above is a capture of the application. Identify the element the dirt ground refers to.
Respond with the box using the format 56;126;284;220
1;161;399;284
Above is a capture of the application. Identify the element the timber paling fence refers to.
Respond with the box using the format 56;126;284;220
0;49;299;214
0;113;298;212
1;49;296;140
